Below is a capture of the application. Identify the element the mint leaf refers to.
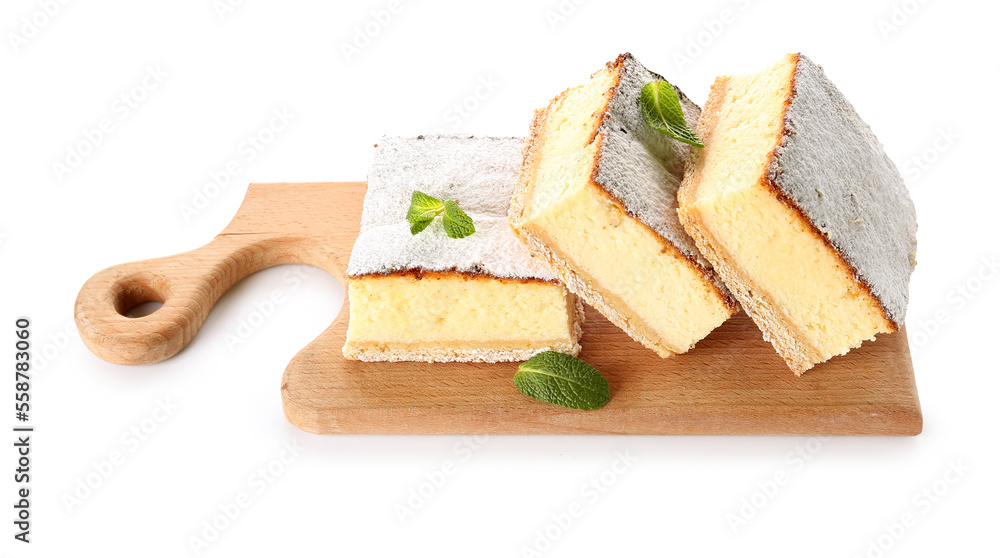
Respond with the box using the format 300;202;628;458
514;352;611;410
640;80;703;148
406;191;444;227
442;200;475;239
409;218;433;235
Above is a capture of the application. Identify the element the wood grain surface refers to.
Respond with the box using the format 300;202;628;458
75;182;922;435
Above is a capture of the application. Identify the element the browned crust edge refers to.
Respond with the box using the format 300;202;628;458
760;53;898;331
347;268;559;286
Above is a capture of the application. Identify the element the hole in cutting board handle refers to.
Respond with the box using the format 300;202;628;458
111;274;170;319
124;301;164;318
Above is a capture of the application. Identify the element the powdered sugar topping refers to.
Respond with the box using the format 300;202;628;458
347;135;557;281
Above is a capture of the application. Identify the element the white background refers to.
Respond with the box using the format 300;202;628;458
2;0;997;556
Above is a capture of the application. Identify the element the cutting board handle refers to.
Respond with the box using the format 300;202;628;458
74;234;306;365
74;182;361;366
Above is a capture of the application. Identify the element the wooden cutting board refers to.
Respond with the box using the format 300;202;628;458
75;182;922;435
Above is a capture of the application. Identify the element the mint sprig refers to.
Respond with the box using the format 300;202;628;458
514;351;611;410
639;80;703;148
405;191;476;239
